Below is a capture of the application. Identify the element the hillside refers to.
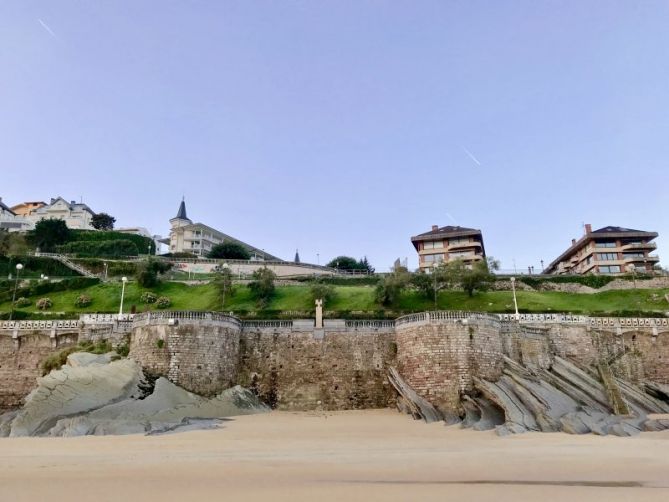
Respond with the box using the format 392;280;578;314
1;281;667;319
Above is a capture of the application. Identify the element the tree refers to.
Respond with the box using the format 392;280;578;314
248;266;276;308
309;279;336;305
31;219;71;252
326;255;374;273
375;266;411;306
136;258;172;287
213;267;235;307
0;231;29;257
207;242;251;260
91;213;116;230
460;258;499;297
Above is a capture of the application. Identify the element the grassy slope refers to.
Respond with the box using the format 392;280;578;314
0;281;667;317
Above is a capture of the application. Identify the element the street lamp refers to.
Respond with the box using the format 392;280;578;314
510;277;519;321
119;276;128;317
432;261;440;309
9;263;23;321
103;262;108;280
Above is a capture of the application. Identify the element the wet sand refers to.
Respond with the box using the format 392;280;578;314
1;409;668;501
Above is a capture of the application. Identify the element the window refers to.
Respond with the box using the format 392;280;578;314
597;253;617;261
449;251;474;259
623;252;644;259
599;265;621;274
595;241;616;248
423;254;445;263
423;240;444;250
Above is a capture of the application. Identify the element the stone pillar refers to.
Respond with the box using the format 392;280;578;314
12;329;19;351
315;299;323;329
50;329;57;349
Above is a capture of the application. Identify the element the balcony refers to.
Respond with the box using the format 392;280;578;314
447;241;483;251
621;242;657;251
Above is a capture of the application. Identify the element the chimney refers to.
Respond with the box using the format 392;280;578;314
431;225;439;231
585;223;592;234
50;198;55;204
71;200;76;205
571;238;576;246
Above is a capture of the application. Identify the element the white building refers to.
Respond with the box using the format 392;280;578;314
116;226;165;255
0;198;32;232
166;199;281;260
24;197;96;230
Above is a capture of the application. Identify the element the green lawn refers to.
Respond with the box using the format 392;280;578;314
0;281;667;318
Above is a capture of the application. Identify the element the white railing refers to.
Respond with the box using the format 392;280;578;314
345;320;396;329
0;320;81;330
132;311;241;326
242;320;294;328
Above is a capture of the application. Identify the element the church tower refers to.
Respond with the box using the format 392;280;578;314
170;198;192;230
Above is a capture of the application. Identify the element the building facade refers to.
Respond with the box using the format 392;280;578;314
167;199;281;260
0;198;32;232
544;224;660;275
9;201;46;217
411;225;486;271
23;197;96;230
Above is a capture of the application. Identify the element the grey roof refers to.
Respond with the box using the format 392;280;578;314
175;199;189;220
0;198;16;215
591;226;653;235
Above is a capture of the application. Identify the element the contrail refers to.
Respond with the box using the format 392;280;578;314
446;212;458;225
38;19;58;39
462;146;481;166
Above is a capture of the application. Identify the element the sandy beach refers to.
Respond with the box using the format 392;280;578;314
1;409;668;502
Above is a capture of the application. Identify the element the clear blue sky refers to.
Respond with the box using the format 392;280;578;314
1;1;668;271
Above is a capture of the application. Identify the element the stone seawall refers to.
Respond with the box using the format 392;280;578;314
0;331;78;410
2;313;668;414
239;325;397;410
396;318;504;414
129;318;241;396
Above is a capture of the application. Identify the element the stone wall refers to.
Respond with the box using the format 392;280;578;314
395;319;504;415
129;319;241;396
238;325;397;410
0;332;78;411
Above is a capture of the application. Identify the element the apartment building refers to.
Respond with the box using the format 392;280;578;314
167;199;281;260
411;225;486;271
544;224;659;275
0;198;32;232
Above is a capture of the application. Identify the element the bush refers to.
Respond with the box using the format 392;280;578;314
136;259;172;288
140;292;157;304
57;239;140;258
156;339;165;349
207;242;251;260
0;256;81;278
309;280;336;304
248;267;276;308
74;294;92;307
41;340;113;375
14;297;31;307
36;298;53;310
29;219;71;252
70;259;138;277
68;230;155;254
116;341;130;357
156;296;171;309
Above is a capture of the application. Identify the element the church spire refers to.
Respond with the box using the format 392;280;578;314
294;249;300;263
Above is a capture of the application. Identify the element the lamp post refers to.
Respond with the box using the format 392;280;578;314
9;263;23;321
221;262;230;307
432;261;440;309
119;276;128;318
510;276;519;321
103;262;108;280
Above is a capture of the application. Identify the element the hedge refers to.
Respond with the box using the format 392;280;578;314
69;230;155;254
57;239;139;258
0;256;81;278
70;258;138;277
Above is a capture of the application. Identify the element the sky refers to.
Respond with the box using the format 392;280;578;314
1;1;668;272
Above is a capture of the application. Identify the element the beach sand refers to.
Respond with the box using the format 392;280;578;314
1;409;668;501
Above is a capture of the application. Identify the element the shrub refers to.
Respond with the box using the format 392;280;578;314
57;239;140;258
309;280;336;304
74;294;92;307
36;298;53;310
248;267;276;308
156;296;171;309
136;259;172;288
14;297;31;307
116;341;130;357
40;340;113;375
140;292;157;304
207;242;251;260
156;339;165;349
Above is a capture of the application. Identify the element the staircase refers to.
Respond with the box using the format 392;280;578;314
35;252;99;278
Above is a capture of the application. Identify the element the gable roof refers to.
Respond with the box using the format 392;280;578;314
0;198;16;215
38;197;95;215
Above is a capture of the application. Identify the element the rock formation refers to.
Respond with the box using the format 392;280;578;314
0;352;269;437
